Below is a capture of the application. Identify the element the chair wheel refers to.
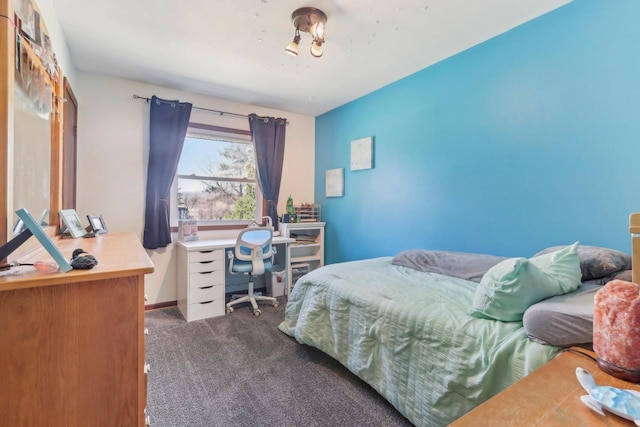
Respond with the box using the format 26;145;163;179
253;309;261;316
273;301;279;308
226;307;234;314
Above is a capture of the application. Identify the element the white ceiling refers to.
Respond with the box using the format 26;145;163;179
51;0;571;117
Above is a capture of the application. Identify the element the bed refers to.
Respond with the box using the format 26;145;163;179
278;244;632;426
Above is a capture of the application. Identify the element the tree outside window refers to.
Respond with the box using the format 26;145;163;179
176;129;259;222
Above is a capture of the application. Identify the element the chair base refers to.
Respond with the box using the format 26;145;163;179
226;278;279;316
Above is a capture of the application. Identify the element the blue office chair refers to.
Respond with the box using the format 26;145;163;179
225;226;279;316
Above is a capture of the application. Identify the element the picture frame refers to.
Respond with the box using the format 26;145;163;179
13;218;26;236
325;168;344;197
350;136;374;171
59;209;87;238
87;214;108;234
12;211;46;236
18;0;38;44
16;208;72;272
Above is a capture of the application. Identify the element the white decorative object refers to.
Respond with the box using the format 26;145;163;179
575;367;640;424
350;136;373;171
325;168;344;197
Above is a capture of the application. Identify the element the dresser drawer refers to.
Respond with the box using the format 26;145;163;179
189;282;224;302
190;270;224;287
189;249;223;263
189;299;225;321
189;258;225;273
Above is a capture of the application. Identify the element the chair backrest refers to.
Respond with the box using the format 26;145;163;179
233;227;273;276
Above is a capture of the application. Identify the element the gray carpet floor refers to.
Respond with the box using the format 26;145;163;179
145;298;413;427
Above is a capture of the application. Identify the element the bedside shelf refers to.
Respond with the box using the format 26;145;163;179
291;255;321;263
280;221;325;296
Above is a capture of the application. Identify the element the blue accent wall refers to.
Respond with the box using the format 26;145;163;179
315;0;640;264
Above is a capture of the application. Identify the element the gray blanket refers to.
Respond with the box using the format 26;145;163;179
391;249;508;283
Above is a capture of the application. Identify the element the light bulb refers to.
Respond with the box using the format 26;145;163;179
310;40;324;58
316;22;325;39
285;41;299;56
285;32;301;56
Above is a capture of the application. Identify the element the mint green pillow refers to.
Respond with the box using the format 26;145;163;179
469;242;582;321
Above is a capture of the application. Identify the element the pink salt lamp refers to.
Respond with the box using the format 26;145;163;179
593;279;640;383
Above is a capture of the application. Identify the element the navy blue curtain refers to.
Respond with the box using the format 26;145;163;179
143;96;192;249
249;114;287;231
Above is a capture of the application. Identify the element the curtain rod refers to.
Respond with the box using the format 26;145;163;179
132;94;288;124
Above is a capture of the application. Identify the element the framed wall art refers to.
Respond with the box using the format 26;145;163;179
350;136;373;171
325;168;344;197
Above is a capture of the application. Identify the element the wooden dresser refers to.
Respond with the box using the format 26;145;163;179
0;232;154;426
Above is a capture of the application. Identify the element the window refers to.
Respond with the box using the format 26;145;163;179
172;123;261;225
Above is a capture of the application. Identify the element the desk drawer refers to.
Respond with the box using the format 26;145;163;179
189;299;224;320
189;249;223;263
190;282;224;302
190;270;224;288
189;258;225;273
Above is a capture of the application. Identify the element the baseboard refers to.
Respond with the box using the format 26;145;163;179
145;300;177;311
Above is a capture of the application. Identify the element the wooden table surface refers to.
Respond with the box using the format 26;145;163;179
451;348;640;426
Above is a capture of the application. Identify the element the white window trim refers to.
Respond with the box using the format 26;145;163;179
169;126;263;227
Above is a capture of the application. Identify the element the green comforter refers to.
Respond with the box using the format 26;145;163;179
279;257;560;426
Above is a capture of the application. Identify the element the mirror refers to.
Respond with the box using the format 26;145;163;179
12;84;51;235
1;0;67;248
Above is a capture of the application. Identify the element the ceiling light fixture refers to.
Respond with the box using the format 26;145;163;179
285;7;327;58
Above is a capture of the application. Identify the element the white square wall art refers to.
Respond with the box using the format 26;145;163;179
350;136;373;171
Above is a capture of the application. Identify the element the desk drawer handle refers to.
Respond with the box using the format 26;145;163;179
199;261;214;264
198;271;214;275
198;250;214;254
199;285;214;290
200;300;214;305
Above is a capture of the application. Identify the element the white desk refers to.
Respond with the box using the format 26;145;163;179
176;236;294;321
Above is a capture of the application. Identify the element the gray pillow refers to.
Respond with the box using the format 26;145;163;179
522;283;600;347
590;269;632;285
391;249;507;283
533;245;631;281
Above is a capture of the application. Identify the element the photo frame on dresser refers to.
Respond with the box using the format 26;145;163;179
15;208;72;272
59;209;87;238
87;214;108;234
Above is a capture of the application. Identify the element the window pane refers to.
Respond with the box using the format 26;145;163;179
178;178;256;221
179;136;254;179
174;129;260;224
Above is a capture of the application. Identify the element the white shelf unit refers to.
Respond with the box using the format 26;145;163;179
280;221;325;297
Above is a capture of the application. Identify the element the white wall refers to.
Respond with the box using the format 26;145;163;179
75;72;315;304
